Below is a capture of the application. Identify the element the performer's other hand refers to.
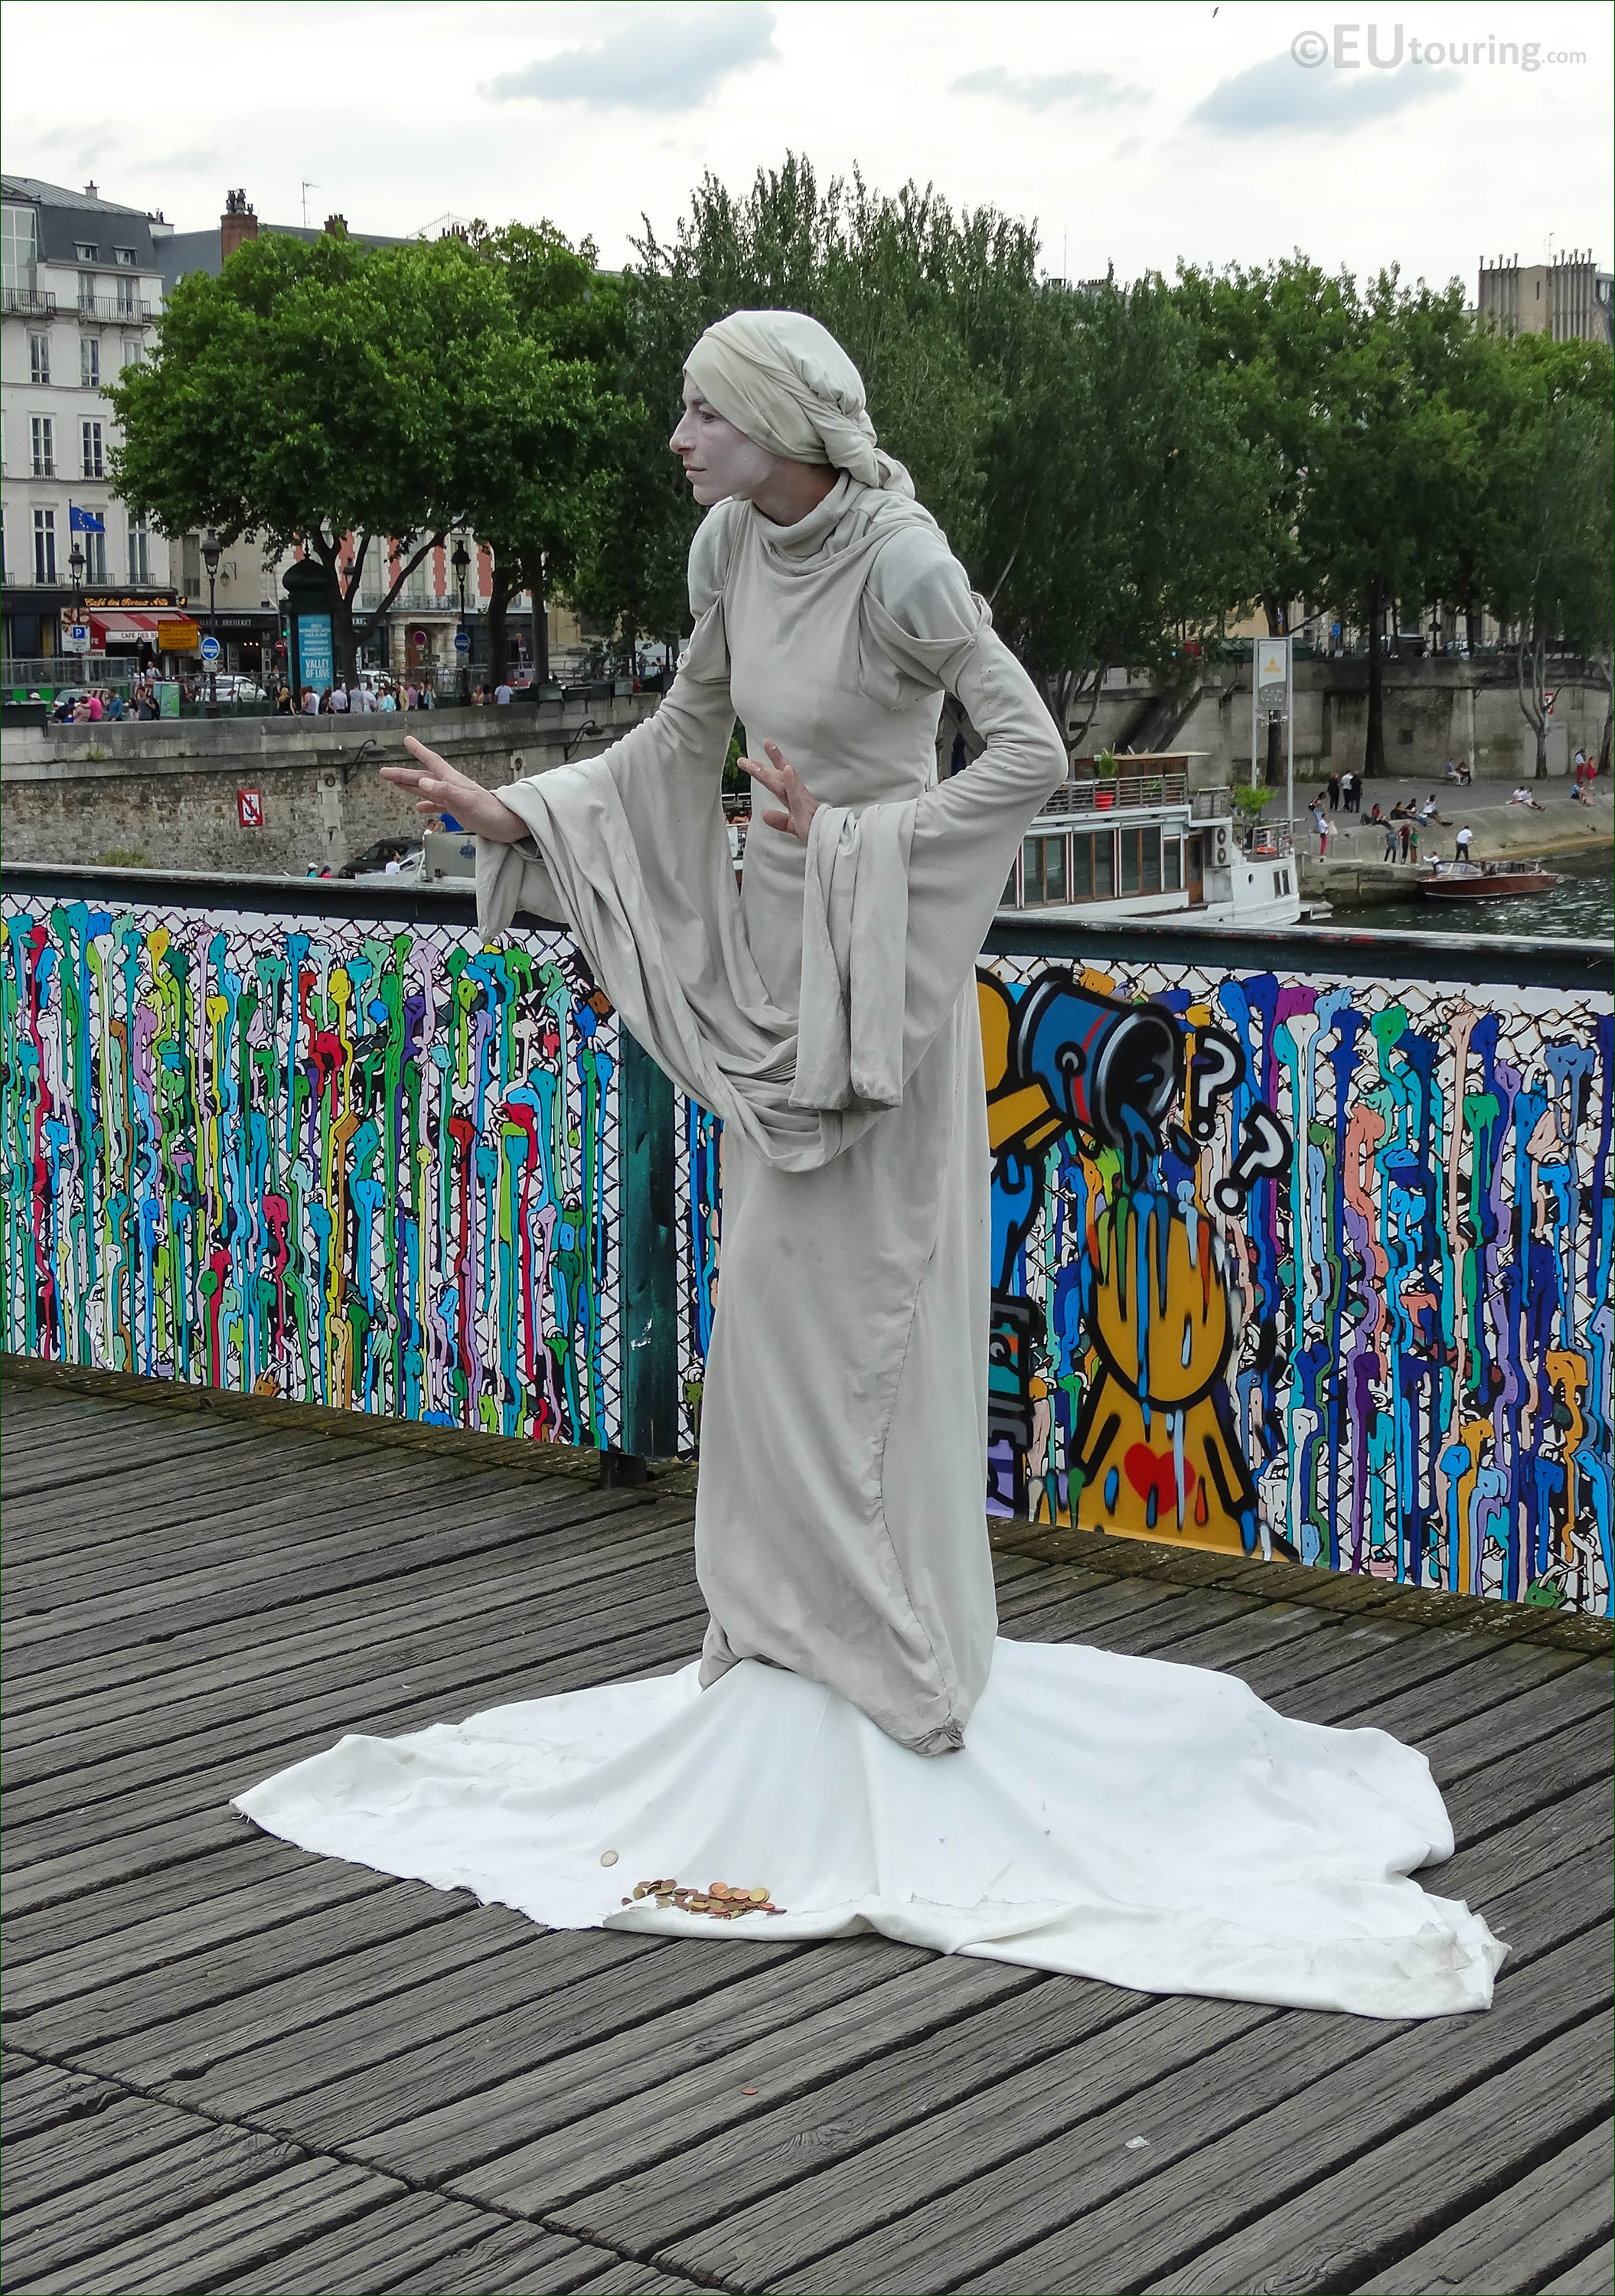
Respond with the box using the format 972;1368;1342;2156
741;739;822;846
379;738;529;844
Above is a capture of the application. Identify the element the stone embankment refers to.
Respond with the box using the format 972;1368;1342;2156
0;695;661;876
1294;779;1612;906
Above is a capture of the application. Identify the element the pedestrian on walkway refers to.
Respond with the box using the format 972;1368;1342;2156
1313;803;1330;859
1455;823;1473;865
1398;820;1411;862
1326;773;1340;811
1382;820;1398;861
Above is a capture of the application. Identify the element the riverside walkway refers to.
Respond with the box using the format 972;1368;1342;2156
3;1364;1611;2296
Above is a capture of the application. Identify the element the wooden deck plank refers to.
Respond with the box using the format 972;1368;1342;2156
2;2087;225;2218
2;1850;396;2018
380;2221;635;2295
1;1613;706;1874
1147;2008;1613;2294
2;1495;689;1724
0;2051;114;2145
755;1856;1606;2296
207;2190;549;2296
0;1420;275;1505
938;1931;1612;2296
0;1590;710;1833
1350;2119;1613;2294
4;1545;705;1791
1539;2240;1615;2296
5;1885;507;2063
164;1926;681;2128
370;1945;1028;2194
4;1383;1607;2296
73;1900;528;2087
12;2156;403;2296
2;2111;313;2285
6;1517;697;1750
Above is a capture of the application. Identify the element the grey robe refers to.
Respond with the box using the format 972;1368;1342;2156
478;475;1065;1751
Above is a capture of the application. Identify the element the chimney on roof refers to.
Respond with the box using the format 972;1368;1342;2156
221;188;259;263
323;214;349;240
85;180;98;198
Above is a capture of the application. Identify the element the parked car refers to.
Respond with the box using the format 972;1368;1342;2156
335;837;421;881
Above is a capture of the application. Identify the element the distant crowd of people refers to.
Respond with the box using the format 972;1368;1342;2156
275;674;528;715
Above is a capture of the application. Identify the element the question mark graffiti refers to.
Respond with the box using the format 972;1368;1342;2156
1213;1104;1290;1213
1188;1029;1245;1143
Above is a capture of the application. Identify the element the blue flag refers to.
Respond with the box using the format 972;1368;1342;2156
69;504;106;533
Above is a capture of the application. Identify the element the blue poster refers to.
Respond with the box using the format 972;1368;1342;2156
297;613;334;691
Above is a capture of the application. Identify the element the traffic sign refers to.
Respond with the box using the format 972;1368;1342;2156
454;631;470;651
237;788;264;829
200;634;221;664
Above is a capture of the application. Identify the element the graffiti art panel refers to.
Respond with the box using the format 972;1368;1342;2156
1;896;622;1448
675;954;1613;1618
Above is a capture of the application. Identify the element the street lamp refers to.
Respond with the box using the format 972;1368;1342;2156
67;541;86;692
201;528;222;716
452;538;471;702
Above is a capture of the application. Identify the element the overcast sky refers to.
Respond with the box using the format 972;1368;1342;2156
5;1;1609;292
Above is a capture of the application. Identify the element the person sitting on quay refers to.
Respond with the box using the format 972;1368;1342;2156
1444;755;1472;784
1509;784;1545;810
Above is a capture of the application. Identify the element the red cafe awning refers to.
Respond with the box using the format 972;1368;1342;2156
90;610;201;649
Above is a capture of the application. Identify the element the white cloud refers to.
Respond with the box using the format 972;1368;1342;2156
954;65;1147;110
1190;47;1457;136
485;5;778;112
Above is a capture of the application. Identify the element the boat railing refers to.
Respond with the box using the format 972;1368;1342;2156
1046;771;1189;816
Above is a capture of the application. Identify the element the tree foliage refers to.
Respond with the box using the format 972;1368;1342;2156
109;227;612;680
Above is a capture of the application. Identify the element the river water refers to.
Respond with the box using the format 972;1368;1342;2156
1324;846;1613;947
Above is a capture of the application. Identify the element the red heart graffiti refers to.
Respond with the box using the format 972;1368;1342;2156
1124;1444;1196;1510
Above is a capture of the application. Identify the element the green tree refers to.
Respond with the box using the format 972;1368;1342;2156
464;222;635;684
1476;332;1614;775
572;155;1013;661
1295;269;1482;775
109;227;604;684
977;273;1268;745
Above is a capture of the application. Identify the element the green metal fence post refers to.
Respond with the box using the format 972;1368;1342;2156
619;1029;678;1462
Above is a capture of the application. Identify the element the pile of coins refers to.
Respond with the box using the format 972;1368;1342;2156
621;1877;788;1919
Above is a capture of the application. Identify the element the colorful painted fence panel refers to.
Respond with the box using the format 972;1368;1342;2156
1;893;622;1447
675;947;1613;1618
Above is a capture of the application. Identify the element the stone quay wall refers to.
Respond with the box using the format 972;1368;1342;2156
0;696;661;876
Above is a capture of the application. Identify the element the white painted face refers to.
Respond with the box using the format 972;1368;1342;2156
670;386;776;506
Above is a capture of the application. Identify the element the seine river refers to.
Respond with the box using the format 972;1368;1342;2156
1324;845;1613;947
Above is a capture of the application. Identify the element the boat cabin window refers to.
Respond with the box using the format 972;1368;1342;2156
1117;826;1163;897
1021;834;1069;906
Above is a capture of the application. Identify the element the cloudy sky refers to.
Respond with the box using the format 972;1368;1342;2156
5;1;1609;292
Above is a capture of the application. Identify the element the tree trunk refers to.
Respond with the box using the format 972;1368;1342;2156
530;565;550;685
1362;581;1386;777
1464;597;1481;654
487;574;511;690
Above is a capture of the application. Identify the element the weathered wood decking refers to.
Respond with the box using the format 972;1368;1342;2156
2;1365;1611;2296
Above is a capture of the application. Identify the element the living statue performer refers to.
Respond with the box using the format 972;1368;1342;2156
238;312;1503;2019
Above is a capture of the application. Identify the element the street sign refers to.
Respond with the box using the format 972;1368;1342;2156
453;631;470;651
62;621;91;655
1255;637;1290;704
200;634;220;664
237;788;264;829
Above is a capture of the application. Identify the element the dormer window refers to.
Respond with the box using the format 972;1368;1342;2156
114;247;137;267
75;240;99;261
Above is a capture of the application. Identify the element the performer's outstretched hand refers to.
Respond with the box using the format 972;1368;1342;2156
742;739;822;845
379;738;528;844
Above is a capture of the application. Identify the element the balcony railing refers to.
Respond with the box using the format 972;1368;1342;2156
1043;771;1188;816
74;296;157;325
3;285;57;317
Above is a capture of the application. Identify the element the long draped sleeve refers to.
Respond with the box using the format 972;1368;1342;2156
475;497;1064;1171
793;530;1066;1110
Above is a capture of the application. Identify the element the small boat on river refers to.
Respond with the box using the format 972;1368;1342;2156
1421;859;1561;902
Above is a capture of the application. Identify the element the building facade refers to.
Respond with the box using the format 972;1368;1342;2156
1476;249;1615;346
2;174;181;679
